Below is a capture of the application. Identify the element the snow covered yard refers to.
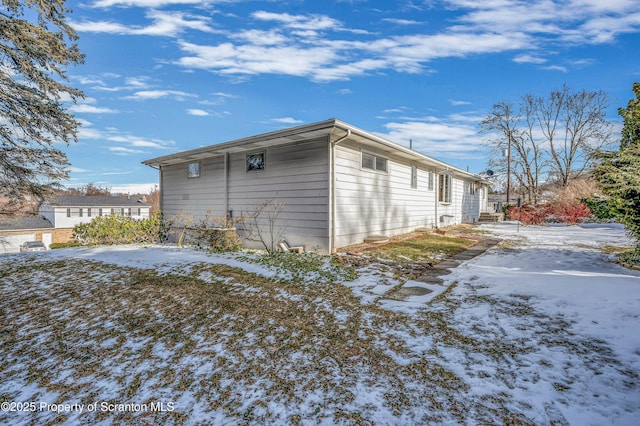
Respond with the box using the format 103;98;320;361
0;223;639;425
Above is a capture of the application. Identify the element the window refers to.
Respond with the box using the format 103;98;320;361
67;208;82;217
438;174;452;203
111;208;124;216
465;182;476;195
362;152;388;172
410;165;418;189
188;162;200;178
428;171;434;191
131;208;140;216
246;152;265;171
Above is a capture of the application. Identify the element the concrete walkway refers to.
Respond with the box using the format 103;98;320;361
387;237;501;300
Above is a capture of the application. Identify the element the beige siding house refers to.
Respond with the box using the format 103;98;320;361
143;119;490;253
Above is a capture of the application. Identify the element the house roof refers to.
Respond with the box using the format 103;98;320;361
142;118;488;182
0;215;54;231
47;196;151;207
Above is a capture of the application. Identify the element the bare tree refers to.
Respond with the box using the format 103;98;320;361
481;100;547;204
537;85;612;187
482;86;612;204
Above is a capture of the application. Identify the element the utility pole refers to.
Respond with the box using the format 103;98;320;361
506;131;512;205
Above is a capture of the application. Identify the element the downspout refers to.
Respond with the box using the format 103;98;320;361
329;128;351;253
159;165;163;214
223;153;229;217
434;171;438;229
146;163;162;213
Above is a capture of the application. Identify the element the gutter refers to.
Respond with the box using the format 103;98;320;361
329;126;351;253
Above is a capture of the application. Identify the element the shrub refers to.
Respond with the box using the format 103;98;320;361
507;202;591;225
49;242;82;249
582;196;617;220
171;213;243;252
192;225;242;252
73;211;169;245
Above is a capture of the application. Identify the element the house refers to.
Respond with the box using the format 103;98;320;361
0;215;55;254
39;195;152;243
143;118;490;253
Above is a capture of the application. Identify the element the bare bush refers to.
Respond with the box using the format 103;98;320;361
240;199;288;255
546;177;600;205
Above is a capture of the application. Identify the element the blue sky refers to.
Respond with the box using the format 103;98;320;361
62;0;640;193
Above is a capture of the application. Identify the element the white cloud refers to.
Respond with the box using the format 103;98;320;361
380;115;487;161
124;90;197;101
69;104;118;114
107;135;175;149
513;54;547;64
271;117;303;124
187;109;210;116
175;41;338;80
109;183;159;195
72;10;214;37
67;166;89;173
449;99;472;106
382;18;421;25
92;0;205;8
252;11;341;31
542;65;568;72
108;146;145;155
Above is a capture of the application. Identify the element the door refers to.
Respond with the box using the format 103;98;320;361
42;233;53;249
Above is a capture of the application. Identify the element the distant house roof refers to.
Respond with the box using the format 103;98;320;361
47;196;151;207
0;215;54;231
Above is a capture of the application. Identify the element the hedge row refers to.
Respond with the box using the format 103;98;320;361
506;202;591;225
73;212;169;245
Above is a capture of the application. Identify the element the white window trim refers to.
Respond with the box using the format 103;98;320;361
361;151;388;174
438;173;453;204
188;162;201;179
410;165;418;189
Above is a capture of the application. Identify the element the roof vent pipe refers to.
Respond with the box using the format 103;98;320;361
409;139;413;150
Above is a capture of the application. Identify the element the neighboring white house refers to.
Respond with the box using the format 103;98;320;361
0;216;54;254
143;118;490;253
39;195;151;235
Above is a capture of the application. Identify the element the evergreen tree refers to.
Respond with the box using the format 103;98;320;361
0;0;84;212
594;83;640;256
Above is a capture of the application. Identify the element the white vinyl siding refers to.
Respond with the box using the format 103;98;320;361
161;139;330;250
334;141;436;248
162;156;226;219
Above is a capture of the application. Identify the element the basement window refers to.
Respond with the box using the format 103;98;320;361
188;162;200;178
362;152;388;173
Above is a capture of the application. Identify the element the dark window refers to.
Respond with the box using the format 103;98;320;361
362;152;388;172
246;152;265;171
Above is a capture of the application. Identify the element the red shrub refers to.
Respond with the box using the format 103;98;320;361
507;202;591;225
